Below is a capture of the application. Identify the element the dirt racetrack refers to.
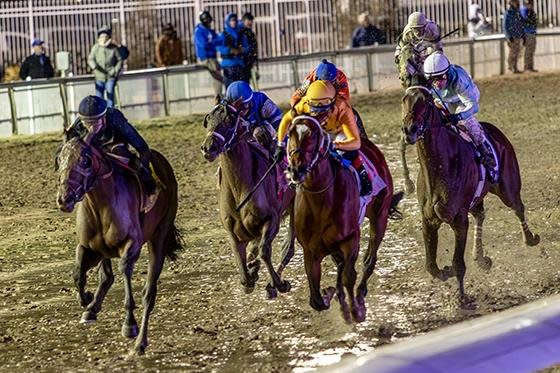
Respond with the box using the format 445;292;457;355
0;72;559;373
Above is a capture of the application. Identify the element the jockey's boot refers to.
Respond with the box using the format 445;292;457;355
478;142;496;170
138;165;158;210
357;165;372;197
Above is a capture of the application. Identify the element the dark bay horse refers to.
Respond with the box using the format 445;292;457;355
200;100;295;298
56;138;182;355
286;115;396;323
402;86;540;302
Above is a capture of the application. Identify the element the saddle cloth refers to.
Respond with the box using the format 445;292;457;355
353;151;387;225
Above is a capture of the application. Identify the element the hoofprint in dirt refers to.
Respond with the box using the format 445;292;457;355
0;72;559;372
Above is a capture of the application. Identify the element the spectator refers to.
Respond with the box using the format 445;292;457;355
194;11;223;95
3;65;20;82
19;39;54;80
503;0;525;74
87;25;123;107
468;4;492;38
217;13;250;89
241;12;259;87
521;0;538;72
156;23;184;67
351;12;386;47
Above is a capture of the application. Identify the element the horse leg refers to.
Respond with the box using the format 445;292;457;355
423;217;451;281
277;208;296;278
471;202;492;271
451;211;469;301
120;239;141;339
341;239;363;323
73;245;102;313
332;252;351;323
357;200;388;308
228;235;254;293
260;219;290;298
304;249;330;311
132;239;165;355
81;259;114;323
400;137;415;194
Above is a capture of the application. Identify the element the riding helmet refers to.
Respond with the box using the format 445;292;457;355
408;12;427;28
315;59;338;82
78;95;108;120
423;52;451;79
225;81;254;103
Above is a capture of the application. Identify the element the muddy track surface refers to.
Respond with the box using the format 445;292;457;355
0;73;559;373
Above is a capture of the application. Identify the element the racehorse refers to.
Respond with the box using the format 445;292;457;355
56;138;182;355
286;115;397;322
402;86;540;302
200;99;295;298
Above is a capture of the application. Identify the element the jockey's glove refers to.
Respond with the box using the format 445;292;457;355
274;144;286;162
447;114;461;125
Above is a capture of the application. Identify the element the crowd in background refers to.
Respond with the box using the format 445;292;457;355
1;2;540;97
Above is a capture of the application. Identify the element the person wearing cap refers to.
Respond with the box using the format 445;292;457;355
395;12;442;84
217;13;250;88
87;25;123;108
351;12;386;48
423;52;496;170
277;80;372;196
225;80;282;150
156;23;184;67
240;12;259;87
290;59;350;107
194;10;223;95
66;95;157;199
19;39;54;80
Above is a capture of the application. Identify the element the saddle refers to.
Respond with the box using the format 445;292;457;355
102;142;163;214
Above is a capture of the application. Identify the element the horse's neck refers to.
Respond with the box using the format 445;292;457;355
417;123;457;195
220;140;259;194
302;157;335;194
85;169;136;220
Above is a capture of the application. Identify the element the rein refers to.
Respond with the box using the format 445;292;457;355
403;86;448;141
288;115;337;194
65;141;114;199
207;103;247;154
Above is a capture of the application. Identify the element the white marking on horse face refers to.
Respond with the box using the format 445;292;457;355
295;124;310;140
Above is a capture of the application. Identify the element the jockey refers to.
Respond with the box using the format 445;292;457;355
69;95;157;198
276;80;372;196
290;59;350;106
225;80;283;150
395;12;443;80
423;52;496;169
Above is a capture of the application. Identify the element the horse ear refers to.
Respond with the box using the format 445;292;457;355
215;94;222;105
232;97;243;108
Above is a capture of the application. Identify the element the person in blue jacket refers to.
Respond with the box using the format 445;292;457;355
193;10;223;94
520;0;538;72
503;0;525;73
217;13;250;89
225;81;282;150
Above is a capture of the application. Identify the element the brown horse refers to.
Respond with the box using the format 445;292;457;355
56;138;182;355
286;115;396;322
401;86;540;302
200;100;295;298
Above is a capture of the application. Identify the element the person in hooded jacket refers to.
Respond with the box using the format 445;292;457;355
217;13;250;88
194;10;223;95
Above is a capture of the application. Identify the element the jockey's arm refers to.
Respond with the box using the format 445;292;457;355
277;109;294;146
290;70;315;107
333;103;361;152
454;76;481;121
111;111;151;163
335;70;351;102
260;96;283;130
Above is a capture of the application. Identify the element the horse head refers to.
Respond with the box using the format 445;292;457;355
200;95;245;162
401;85;437;145
56;138;110;212
286;115;330;186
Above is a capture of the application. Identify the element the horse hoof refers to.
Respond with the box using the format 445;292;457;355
276;280;291;294
243;285;256;294
122;324;139;339
127;345;145;358
265;284;278;299
352;307;367;323
459;294;477;310
79;291;94;308
476;256;493;271
526;234;541;247
248;259;261;270
80;310;97;324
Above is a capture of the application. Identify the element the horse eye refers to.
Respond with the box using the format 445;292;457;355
80;157;91;168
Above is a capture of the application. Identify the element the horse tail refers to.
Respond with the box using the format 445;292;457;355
389;190;404;220
164;223;184;261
